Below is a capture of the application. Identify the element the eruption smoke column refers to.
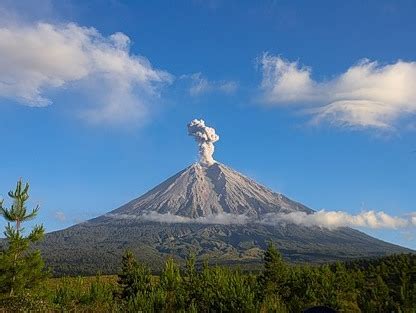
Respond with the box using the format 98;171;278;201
187;119;219;166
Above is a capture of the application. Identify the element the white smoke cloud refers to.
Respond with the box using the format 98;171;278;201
187;119;219;166
0;21;172;124
106;210;416;230
259;54;416;129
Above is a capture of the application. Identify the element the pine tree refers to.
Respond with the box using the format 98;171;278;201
259;242;289;298
184;252;198;308
117;249;152;299
160;257;184;312
0;179;47;297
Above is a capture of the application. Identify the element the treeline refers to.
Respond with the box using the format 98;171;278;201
0;245;416;312
113;248;416;312
1;247;415;312
0;180;415;312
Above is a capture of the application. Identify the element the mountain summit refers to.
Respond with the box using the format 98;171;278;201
107;162;311;220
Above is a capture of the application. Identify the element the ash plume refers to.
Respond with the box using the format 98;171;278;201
187;119;219;166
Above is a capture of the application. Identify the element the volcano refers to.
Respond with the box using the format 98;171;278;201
39;162;411;276
105;162;312;219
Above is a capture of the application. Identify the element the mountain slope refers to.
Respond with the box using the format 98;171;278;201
103;163;312;219
38;162;412;276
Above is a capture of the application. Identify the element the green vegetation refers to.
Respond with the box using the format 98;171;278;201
0;181;415;312
0;180;48;309
2;247;415;312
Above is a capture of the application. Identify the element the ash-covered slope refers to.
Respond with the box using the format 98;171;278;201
39;162;412;276
102;162;312;220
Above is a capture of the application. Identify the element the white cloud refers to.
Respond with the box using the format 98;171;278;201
183;73;238;96
411;213;416;226
106;212;250;225
106;210;416;230
54;211;66;222
0;21;173;124
259;54;416;129
260;210;410;230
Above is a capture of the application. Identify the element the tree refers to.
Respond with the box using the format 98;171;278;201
0;179;47;297
117;249;152;299
258;242;289;298
160;257;184;312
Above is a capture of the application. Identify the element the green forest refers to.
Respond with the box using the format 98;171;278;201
1;181;415;312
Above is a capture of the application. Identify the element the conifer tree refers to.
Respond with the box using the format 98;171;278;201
160;257;184;312
0;179;47;297
117;249;152;299
259;242;289;297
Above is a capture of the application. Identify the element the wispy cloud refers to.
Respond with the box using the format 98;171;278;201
260;210;411;230
0;21;173;124
259;54;416;129
106;210;416;230
53;211;66;222
182;73;238;96
106;211;250;225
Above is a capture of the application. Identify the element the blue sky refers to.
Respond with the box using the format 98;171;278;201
0;0;415;249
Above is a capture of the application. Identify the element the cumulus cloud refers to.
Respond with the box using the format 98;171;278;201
0;21;172;124
106;210;416;230
183;73;238;96
259;54;416;129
